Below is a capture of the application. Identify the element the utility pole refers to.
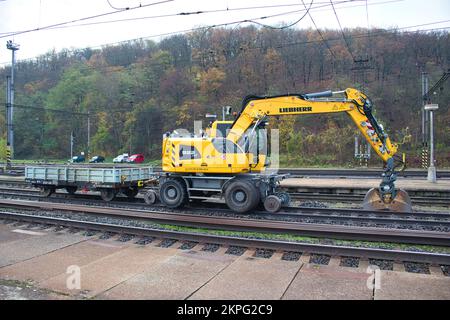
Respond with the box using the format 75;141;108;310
421;69;449;178
424;104;438;182
421;72;429;169
70;131;74;160
5;76;11;168
6;40;19;161
87;111;90;160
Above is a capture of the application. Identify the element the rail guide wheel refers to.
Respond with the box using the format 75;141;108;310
363;188;412;213
144;189;158;205
264;195;282;213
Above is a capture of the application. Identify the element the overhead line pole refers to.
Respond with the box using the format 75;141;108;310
6;40;19;166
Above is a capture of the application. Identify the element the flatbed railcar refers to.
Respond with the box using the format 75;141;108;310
25;165;153;201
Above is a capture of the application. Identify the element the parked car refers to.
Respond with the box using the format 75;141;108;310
113;153;129;163
89;155;105;163
70;154;85;163
128;154;145;163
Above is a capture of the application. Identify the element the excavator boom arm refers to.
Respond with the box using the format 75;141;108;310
227;88;398;163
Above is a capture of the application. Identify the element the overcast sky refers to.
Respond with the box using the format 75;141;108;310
0;0;449;65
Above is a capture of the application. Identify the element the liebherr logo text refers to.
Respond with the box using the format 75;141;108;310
279;106;312;113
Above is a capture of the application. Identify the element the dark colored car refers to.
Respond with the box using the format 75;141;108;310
71;155;85;163
89;155;105;163
128;154;145;163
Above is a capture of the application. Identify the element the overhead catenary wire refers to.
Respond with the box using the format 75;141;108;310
0;0;367;36
106;0;130;11
1;15;448;67
0;0;175;39
0;0;405;35
6;103;89;116
246;0;314;30
301;0;337;60
329;0;356;61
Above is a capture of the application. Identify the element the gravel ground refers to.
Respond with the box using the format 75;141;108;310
403;262;430;274
225;246;247;256
253;248;274;259
99;232;116;240
441;265;449;277
67;227;81;234
178;241;197;250
117;234;134;242
297;201;328;208
52;225;66;232
158;239;177;248
309;254;331;265
369;259;394;270
83;230;97;236
340;256;360;268
135;236;154;245
281;251;302;261
202;243;220;252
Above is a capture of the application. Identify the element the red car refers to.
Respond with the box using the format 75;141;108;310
127;154;145;163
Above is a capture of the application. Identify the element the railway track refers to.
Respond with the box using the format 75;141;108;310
1;209;449;265
1;182;449;209
0;189;449;231
0;198;449;246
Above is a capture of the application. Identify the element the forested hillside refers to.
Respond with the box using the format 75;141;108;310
1;26;449;167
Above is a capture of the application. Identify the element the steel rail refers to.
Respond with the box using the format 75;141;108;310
1;187;449;218
0;192;449;228
1;210;449;265
289;192;450;206
0;199;449;246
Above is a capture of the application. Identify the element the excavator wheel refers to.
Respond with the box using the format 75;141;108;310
224;180;260;213
159;179;188;209
363;188;412;213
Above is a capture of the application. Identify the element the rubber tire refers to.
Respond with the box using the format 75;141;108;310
123;188;139;198
65;186;77;195
100;189;117;202
264;195;282;213
224;180;260;213
159;179;187;209
144;189;158;205
40;187;55;197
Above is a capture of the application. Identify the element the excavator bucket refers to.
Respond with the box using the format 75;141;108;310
363;188;412;213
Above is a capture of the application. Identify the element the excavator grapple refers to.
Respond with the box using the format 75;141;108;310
363;188;412;213
362;157;412;212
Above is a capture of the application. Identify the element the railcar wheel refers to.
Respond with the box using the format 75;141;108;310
123;188;139;198
144;189;158;205
224;180;260;213
159;179;187;208
276;192;291;207
264;195;282;213
100;189;117;202
65;186;77;195
40;187;55;197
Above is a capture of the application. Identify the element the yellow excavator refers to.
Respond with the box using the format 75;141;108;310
158;88;411;213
